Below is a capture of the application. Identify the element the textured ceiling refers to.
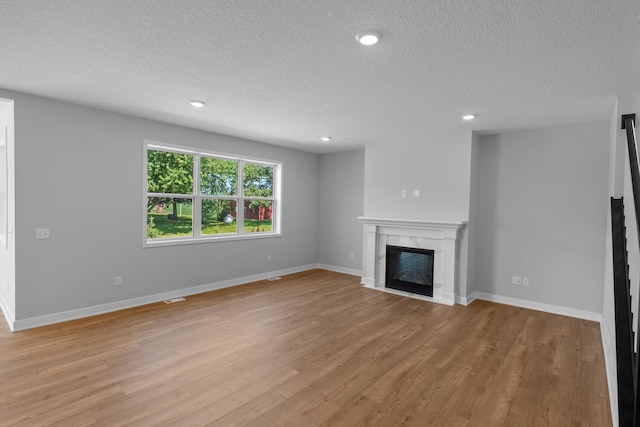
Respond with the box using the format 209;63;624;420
2;0;639;153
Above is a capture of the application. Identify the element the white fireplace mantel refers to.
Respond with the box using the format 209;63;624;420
358;217;466;306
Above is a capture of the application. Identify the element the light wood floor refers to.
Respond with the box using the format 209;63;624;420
0;269;611;426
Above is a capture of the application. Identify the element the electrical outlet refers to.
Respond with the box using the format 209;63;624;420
512;276;522;285
350;252;355;259
401;190;407;198
115;276;122;286
267;254;272;262
522;277;529;286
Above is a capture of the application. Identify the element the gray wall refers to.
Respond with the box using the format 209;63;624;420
317;150;364;273
7;89;320;320
363;130;472;221
2;85;617;325
465;132;481;298
476;123;609;313
363;130;473;298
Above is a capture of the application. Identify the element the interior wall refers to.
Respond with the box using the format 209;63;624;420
0;99;15;322
476;123;609;314
363;130;473;298
602;102;620;427
363;131;472;221
5;89;320;321
465;132;481;299
317;150;364;274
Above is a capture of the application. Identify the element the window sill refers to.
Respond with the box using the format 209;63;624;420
143;232;282;248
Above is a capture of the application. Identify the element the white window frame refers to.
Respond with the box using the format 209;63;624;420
143;140;282;248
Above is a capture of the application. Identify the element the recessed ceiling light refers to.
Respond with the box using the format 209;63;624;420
461;114;476;120
356;31;381;46
190;100;206;108
321;137;332;142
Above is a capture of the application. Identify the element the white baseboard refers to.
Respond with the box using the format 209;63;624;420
474;292;601;322
456;291;477;306
8;269;603;331
600;321;619;427
0;292;15;331
361;277;374;287
314;263;362;277
12;264;317;332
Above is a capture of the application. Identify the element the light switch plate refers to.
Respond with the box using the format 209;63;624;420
36;228;50;239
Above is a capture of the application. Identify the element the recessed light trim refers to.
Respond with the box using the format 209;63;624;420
461;114;476;120
356;31;381;46
321;137;332;142
190;100;206;108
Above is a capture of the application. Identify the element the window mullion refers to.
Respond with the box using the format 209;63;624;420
193;153;201;237
237;161;244;235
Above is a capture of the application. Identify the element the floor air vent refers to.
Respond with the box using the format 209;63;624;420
164;297;186;304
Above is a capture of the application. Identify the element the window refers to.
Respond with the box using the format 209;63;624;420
144;141;281;246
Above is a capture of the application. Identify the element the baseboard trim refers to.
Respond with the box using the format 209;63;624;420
600;321;619;427
474;292;601;322
0;292;15;331
12;264;317;332
314;263;362;277
456;291;477;306
10;271;603;331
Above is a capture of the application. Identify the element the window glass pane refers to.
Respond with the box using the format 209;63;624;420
147;197;193;238
200;158;238;196
243;163;273;198
145;142;280;245
147;150;193;194
202;199;237;235
243;200;273;233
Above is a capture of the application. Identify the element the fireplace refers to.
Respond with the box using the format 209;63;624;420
385;245;434;297
359;217;466;305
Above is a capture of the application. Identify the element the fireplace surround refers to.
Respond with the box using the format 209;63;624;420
359;217;466;305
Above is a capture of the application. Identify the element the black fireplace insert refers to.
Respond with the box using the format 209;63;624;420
385;245;434;297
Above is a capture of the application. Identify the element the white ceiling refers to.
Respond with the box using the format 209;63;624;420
2;0;639;153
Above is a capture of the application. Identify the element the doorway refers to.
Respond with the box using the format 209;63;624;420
0;98;15;330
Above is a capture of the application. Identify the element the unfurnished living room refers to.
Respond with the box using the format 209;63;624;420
0;1;638;426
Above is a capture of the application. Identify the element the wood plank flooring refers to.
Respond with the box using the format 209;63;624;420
0;269;611;426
